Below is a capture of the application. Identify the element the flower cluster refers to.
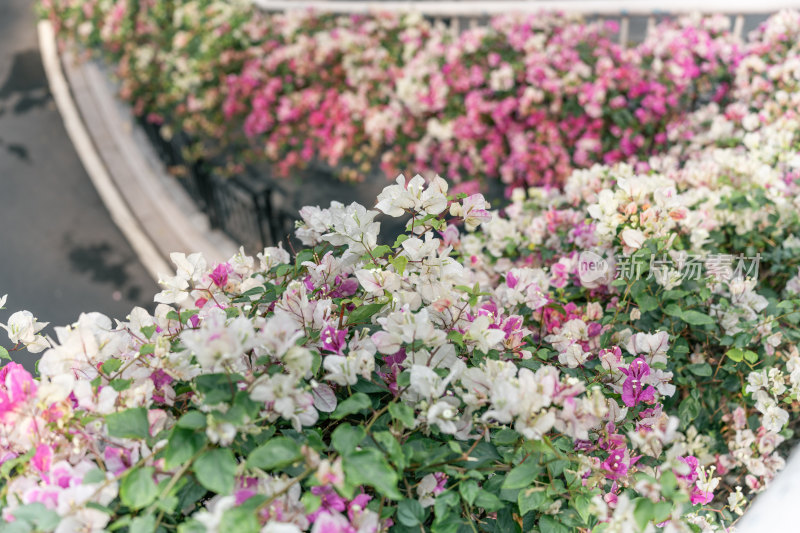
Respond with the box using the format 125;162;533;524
2;100;800;531
5;5;800;532
43;1;738;190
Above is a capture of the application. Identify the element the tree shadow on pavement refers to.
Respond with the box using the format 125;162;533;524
64;238;145;304
0;137;30;163
0;49;50;117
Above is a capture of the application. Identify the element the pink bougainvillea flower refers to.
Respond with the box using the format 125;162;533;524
620;357;656;408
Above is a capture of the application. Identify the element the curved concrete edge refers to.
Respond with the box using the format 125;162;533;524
38;20;170;281
734;446;800;531
37;20;238;285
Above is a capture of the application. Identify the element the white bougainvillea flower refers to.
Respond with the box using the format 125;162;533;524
451;194;492;231
464;315;505;354
625;331;670;365
375;174;449;218
1;310;49;353
355;268;400;295
620;227;646;251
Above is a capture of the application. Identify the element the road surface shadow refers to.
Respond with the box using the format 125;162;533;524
0;137;30;163
65;238;144;303
0;49;50;116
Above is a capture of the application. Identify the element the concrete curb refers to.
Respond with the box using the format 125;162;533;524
37;20;237;284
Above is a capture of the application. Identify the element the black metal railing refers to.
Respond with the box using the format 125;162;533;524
137;118;298;252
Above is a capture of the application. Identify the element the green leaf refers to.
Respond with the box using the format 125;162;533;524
129;514;156;533
397;499;428;527
686;363;712;377
82;468;106;484
393;234;409;247
743;350;759;364
139;343;155;355
176;478;208;514
153;478;180;514
634;498;654;529
295;249;315;266
539;516;571;533
106;407;149;440
671;338;690;354
459;480;479;505
0;522;31;533
659;470;678;497
434;490;460;518
248;437;302;470
373;431;406;470
140;325;157;339
0;346;8;360
678;396;701;420
726;348;744;362
388;402;416;429
220;497;264;533
572;495;591;524
110;378;133;392
177;411;207;429
301;492;322;514
390;255;409;276
518;488;548;516
331;393;372;420
474;490;503;511
0;449;33;480
396;370;410;388
636;294;658;313
343;449;401;500
346;303;385;326
194;448;237;495
177;521;207;533
194;373;241;404
180;309;198;325
11;503;60;530
493;428;520;446
164;427;206;469
653;501;672;523
447;330;464;348
107;516;132;531
331;424;366;455
371;245;392;258
502;459;542;489
240;286;266;299
681;310;714;326
101;358;123;374
120;467;158;510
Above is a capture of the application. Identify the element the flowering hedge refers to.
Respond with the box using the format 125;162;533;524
3;39;800;527
42;0;738;189
7;4;800;532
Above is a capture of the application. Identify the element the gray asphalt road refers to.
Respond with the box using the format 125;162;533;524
0;0;157;369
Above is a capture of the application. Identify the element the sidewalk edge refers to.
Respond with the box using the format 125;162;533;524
38;20;170;282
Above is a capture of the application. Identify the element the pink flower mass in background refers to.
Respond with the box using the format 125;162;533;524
44;0;744;192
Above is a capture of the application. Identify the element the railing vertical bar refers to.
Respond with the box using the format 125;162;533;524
268;189;282;248
619;16;630;47
733;14;745;39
